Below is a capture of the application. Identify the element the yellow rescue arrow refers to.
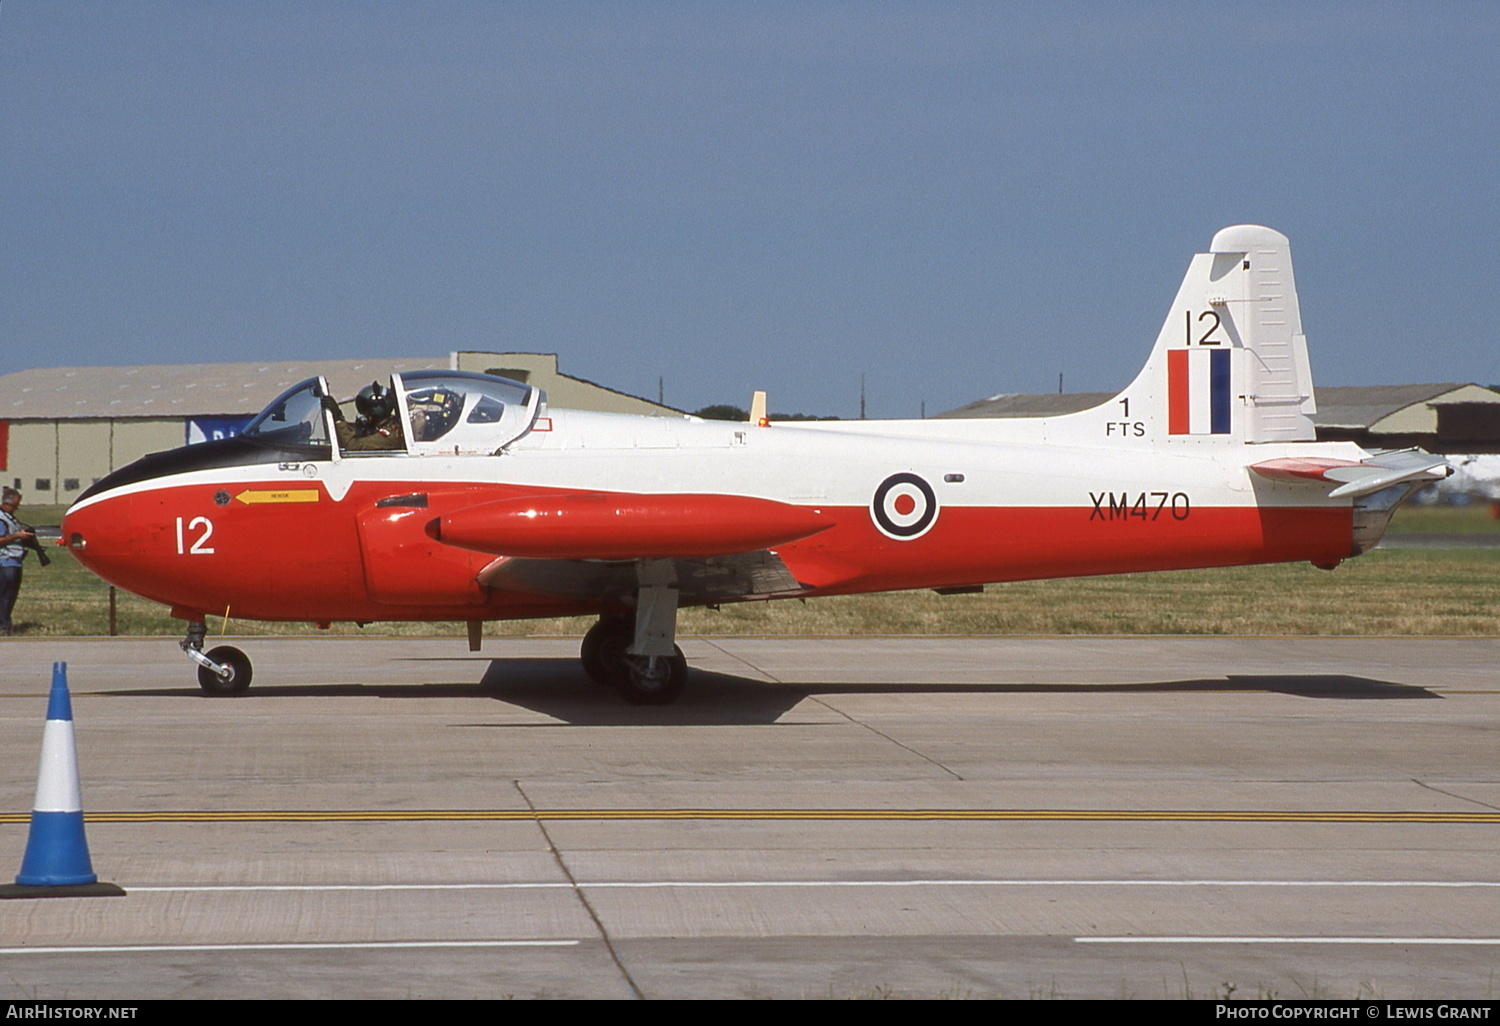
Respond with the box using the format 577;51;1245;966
234;489;321;505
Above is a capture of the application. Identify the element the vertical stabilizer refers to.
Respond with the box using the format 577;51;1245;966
1094;225;1318;445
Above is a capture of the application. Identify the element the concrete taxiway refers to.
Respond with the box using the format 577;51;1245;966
1;634;1497;999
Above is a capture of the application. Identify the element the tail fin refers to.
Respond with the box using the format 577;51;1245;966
1100;225;1318;444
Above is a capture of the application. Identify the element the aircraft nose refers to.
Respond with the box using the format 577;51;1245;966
61;494;142;575
61;503;98;565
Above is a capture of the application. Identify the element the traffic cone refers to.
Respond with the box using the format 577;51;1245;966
2;663;123;898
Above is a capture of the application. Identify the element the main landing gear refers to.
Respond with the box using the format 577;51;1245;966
579;560;688;705
181;620;252;696
175;560;689;704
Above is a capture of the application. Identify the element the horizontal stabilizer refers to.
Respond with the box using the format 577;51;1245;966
1250;450;1449;499
430;491;833;560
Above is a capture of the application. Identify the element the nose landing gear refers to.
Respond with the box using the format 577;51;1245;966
180;620;253;696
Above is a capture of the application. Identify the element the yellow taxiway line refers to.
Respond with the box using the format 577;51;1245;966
2;809;1498;825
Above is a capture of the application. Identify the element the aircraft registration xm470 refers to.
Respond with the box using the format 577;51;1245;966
62;226;1447;704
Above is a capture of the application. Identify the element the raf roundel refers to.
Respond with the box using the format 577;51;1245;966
871;473;938;540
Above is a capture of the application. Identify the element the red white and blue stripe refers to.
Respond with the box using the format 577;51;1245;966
1168;348;1231;435
15;662;98;887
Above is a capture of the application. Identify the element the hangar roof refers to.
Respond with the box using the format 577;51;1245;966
0;353;675;420
1314;383;1500;432
0;358;450;420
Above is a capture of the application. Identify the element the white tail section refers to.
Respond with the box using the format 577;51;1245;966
1216;225;1318;441
1068;225;1318;445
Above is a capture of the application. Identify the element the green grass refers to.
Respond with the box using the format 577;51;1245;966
680;548;1500;636
12;504;1498;638
1388;502;1500;535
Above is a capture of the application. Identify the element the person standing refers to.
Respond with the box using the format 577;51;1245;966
0;487;34;636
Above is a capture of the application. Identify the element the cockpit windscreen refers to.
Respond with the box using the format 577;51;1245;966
242;378;330;448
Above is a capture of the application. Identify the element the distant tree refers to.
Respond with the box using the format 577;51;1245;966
693;399;846;420
692;404;841;422
693;404;748;421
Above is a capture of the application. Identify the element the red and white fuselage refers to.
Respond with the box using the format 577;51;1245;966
61;226;1445;636
64;409;1394;624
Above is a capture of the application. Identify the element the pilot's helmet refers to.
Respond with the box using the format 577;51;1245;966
355;381;394;422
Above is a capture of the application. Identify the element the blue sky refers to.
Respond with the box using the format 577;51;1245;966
2;1;1496;418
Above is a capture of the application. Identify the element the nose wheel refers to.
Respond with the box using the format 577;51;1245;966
196;645;252;695
181;621;253;696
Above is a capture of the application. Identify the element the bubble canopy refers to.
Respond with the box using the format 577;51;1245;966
393;371;540;455
239;371;542;457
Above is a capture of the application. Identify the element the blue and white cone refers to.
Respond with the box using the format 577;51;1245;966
15;662;98;886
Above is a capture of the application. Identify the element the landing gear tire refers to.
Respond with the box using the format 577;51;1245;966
581;616;632;686
198;645;252;696
617;645;687;706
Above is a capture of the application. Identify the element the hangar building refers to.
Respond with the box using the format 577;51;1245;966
0;352;675;506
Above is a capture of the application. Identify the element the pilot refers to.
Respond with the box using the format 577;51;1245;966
407;387;464;443
328;381;405;452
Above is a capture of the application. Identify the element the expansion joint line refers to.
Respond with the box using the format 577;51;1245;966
809;697;965;782
1412;778;1500;813
701;640;784;683
514;780;643;1000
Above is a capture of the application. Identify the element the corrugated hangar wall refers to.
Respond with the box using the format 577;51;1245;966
5;418;183;507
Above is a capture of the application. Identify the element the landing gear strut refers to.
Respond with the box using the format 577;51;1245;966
181;620;252;696
578;560;689;705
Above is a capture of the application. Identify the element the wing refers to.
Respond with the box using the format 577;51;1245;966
477;549;807;605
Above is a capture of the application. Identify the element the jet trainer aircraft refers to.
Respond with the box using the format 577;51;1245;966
61;226;1447;704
